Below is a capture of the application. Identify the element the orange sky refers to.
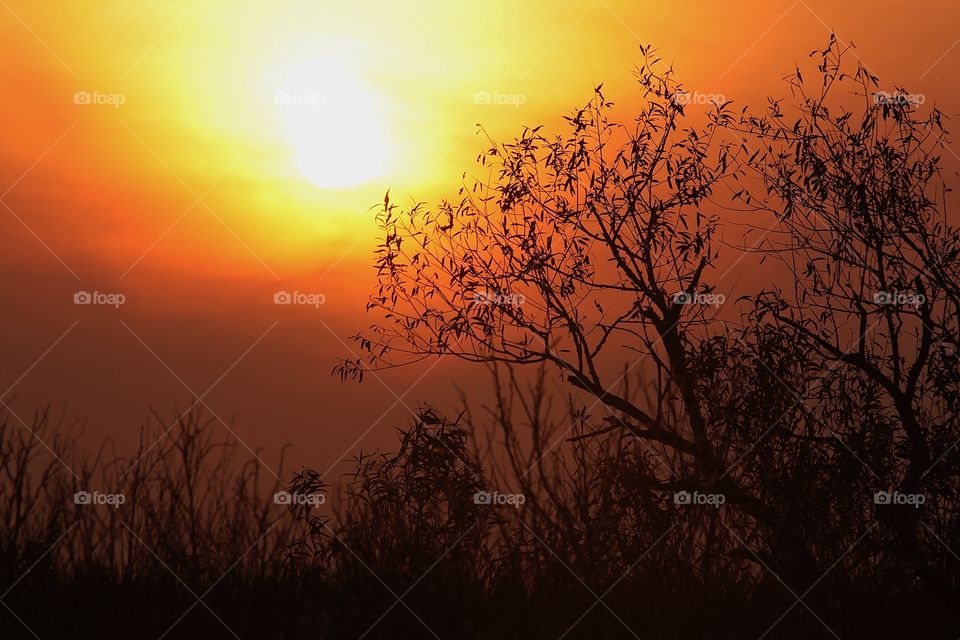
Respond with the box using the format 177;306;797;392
2;0;959;474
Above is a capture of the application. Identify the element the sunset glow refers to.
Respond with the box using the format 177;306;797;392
3;0;960;493
3;2;960;636
277;56;388;189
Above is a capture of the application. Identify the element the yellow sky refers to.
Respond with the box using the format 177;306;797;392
1;0;959;467
3;0;959;276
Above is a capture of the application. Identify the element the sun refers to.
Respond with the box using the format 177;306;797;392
276;57;387;190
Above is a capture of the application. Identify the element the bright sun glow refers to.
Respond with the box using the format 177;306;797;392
277;57;387;190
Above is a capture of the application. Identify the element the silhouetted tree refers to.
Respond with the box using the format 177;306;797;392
739;36;960;604
337;37;960;634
